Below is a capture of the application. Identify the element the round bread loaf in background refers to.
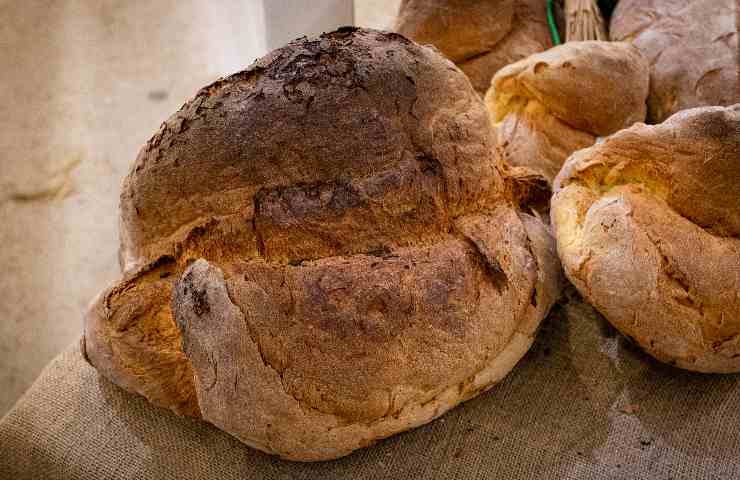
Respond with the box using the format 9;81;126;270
395;0;552;94
551;104;740;373
485;40;649;184
610;0;739;123
83;28;561;461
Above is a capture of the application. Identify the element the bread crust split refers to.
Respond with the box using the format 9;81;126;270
485;41;649;185
83;28;560;460
551;105;740;373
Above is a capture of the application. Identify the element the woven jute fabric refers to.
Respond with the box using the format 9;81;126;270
2;290;739;479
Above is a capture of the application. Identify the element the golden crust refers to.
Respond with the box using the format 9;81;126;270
551;105;740;373
83;28;560;460
485;41;649;184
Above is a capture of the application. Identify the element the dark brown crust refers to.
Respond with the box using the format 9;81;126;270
552;105;740;373
83;28;560;460
118;27;504;270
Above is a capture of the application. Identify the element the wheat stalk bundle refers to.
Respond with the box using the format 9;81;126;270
565;0;607;41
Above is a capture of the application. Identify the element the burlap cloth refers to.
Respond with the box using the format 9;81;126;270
2;289;738;479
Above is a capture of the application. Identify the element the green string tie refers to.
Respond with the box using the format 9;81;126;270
547;0;561;45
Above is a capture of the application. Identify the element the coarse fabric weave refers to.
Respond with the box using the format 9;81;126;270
2;289;739;479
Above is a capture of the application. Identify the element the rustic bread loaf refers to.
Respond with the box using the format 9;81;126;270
551;105;740;373
395;0;552;94
83;28;561;461
485;41;649;184
610;0;739;123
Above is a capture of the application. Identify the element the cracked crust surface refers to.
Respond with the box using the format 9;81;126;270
485;41;649;184
83;28;560;460
610;0;739;123
551;105;740;373
395;0;552;94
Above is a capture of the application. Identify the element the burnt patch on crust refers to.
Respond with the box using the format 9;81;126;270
196;66;265;101
322;26;360;39
481;256;509;293
191;287;210;317
416;153;443;177
373;30;412;44
139;65;265;161
179;268;211;317
264;29;375;97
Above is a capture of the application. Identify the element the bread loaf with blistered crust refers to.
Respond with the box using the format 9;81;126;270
485;41;649;184
551;105;740;373
83;28;561;461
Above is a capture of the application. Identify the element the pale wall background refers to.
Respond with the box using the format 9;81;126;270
0;0;400;416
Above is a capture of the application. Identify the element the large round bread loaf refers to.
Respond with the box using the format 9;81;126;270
551;105;740;373
610;0;739;123
485;41;649;184
395;0;552;94
83;28;561;461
